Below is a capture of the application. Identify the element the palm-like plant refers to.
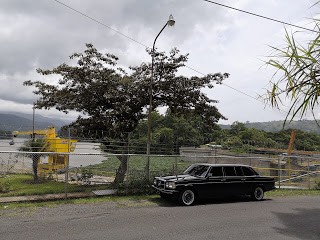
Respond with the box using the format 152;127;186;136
266;19;320;124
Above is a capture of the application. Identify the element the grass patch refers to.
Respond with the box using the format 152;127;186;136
0;195;159;211
1;189;319;211
0;174;110;197
86;155;190;177
266;189;320;197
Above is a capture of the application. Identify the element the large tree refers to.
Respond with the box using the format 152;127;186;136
265;15;320;123
25;44;229;184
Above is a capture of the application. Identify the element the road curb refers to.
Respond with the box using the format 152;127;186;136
0;192;94;203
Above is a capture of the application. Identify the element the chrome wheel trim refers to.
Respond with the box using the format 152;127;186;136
254;187;264;201
182;189;195;206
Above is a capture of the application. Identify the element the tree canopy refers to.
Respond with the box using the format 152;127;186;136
25;44;229;139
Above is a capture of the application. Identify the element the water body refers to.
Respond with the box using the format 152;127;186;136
0;139;106;167
69;142;106;167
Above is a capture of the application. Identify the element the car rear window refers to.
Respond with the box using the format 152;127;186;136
242;167;257;176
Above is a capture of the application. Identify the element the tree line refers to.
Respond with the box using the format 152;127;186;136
113;117;320;154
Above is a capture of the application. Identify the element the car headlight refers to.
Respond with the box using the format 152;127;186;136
165;182;176;189
153;179;157;185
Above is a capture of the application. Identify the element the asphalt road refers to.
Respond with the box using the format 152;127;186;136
0;196;319;240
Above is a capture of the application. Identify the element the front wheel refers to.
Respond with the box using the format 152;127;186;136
251;186;264;201
179;189;195;206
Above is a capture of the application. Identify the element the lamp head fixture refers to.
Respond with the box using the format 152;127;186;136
167;14;175;27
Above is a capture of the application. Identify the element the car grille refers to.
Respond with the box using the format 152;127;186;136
155;179;165;189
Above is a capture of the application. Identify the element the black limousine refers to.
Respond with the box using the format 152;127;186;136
152;163;275;206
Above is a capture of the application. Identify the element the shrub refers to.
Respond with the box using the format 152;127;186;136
0;175;11;193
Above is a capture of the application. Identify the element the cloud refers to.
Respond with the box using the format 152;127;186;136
0;0;319;123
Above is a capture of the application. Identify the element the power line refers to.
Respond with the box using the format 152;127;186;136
184;65;261;102
51;0;288;114
202;0;318;33
52;0;148;48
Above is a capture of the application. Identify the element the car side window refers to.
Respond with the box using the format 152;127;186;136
209;167;223;177
242;167;256;176
223;166;237;176
235;166;244;176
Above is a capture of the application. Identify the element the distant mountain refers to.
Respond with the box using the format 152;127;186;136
3;112;319;135
0;112;71;131
220;120;320;134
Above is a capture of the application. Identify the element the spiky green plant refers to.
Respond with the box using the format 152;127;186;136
266;18;320;125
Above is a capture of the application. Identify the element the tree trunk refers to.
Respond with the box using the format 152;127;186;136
32;154;39;182
113;155;128;185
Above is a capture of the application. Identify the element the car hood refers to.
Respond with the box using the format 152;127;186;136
157;174;198;182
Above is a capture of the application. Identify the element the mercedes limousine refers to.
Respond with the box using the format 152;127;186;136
152;163;275;206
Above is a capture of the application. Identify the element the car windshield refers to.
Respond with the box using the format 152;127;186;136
184;164;209;177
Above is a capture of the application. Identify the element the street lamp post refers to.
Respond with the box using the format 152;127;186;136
146;15;175;179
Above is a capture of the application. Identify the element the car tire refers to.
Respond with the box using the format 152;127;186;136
251;186;264;201
179;189;195;206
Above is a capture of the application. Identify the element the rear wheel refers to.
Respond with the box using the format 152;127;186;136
251;186;264;201
179;189;195;206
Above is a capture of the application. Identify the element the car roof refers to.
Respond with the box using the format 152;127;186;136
191;163;252;167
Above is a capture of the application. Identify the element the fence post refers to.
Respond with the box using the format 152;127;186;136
64;154;69;200
175;156;178;175
65;128;71;200
307;158;310;190
7;157;10;173
278;156;281;189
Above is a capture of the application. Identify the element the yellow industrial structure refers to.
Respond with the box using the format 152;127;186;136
12;126;77;176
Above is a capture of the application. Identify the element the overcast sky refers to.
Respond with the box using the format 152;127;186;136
0;0;318;124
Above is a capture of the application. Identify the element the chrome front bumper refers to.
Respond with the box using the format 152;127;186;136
152;185;178;194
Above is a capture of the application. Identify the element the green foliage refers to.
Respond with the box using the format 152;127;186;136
117;175;153;195
74;168;94;184
241;120;320;134
129;112;217;154
26;44;228;140
225;136;243;148
19;138;47;153
230;121;246;135
212;121;320;152
265;13;320;122
0;175;11;193
0;129;11;139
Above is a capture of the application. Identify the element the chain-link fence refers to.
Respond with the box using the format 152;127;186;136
0;149;320;201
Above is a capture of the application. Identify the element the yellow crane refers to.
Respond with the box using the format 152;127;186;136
12;126;77;177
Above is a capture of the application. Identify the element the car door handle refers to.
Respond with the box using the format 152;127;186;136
241;179;246;181
221;179;226;182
